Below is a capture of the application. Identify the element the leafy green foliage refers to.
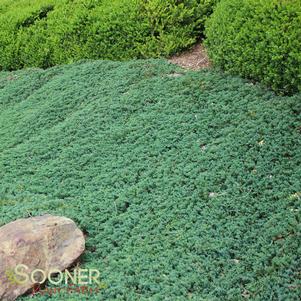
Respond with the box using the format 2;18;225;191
0;0;217;70
135;0;219;57
0;60;300;300
205;0;301;95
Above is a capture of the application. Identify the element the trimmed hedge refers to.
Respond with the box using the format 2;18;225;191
205;0;301;95
0;0;218;70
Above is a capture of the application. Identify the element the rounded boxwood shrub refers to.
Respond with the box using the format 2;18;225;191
205;0;301;95
0;0;218;70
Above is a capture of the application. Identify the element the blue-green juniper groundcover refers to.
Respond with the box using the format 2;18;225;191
0;59;300;300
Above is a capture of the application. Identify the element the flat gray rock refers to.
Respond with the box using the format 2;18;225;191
0;215;85;301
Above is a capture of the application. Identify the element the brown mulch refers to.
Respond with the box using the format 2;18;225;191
169;44;211;71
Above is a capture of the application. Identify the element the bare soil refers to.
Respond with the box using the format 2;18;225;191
169;44;211;70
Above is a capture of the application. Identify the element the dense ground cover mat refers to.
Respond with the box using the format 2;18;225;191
0;59;301;300
0;0;217;71
205;0;301;95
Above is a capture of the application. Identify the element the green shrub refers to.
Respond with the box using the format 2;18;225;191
205;0;301;95
135;0;219;57
0;0;218;70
